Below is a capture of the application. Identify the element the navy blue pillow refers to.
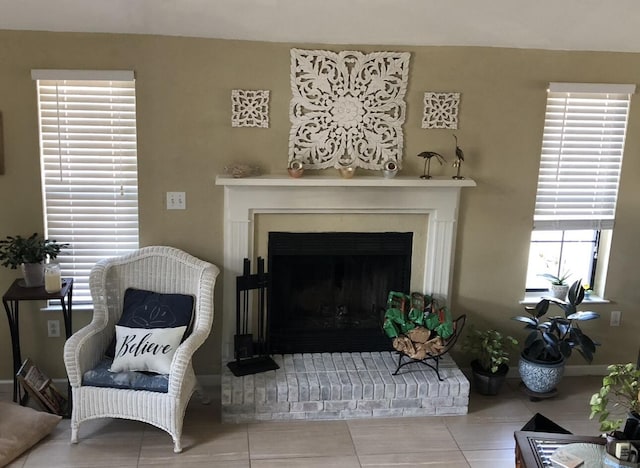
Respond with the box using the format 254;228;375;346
83;358;169;393
105;288;195;358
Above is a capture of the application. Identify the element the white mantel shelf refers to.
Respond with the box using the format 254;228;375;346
216;174;476;188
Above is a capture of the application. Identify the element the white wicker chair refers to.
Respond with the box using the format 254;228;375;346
63;246;220;453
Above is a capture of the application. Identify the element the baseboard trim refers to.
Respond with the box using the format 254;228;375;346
1;367;605;394
197;374;220;386
462;364;610;380
0;374;222;393
562;364;610;377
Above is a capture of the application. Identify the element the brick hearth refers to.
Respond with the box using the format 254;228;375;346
221;352;469;423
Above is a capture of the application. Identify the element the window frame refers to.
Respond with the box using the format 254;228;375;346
525;229;600;292
32;69;140;304
526;82;634;297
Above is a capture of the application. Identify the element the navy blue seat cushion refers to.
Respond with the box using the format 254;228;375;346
105;288;195;358
82;358;169;393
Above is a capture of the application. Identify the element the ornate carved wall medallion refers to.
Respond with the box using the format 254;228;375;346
231;89;270;128
289;49;410;170
422;92;460;129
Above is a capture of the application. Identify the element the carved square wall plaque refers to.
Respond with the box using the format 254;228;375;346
422;92;460;129
289;49;410;170
231;89;270;128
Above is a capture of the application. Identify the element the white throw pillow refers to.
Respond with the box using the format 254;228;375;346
110;325;187;374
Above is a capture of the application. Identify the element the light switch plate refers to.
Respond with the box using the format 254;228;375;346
610;310;621;327
167;192;186;210
47;319;61;337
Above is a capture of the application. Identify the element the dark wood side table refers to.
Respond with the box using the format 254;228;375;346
2;278;73;404
514;430;606;467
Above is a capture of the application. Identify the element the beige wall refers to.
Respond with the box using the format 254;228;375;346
0;30;639;380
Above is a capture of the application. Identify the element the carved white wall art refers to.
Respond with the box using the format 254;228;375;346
289;49;410;170
422;92;460;129
231;89;270;128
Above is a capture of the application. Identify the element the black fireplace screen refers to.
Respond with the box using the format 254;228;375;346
268;232;412;353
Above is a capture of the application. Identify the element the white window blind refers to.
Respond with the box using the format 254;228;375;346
33;70;139;303
534;82;635;230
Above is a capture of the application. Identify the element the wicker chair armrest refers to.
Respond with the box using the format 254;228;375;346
63;313;112;387
167;329;209;395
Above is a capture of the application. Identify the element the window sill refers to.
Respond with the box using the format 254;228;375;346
41;304;94;313
520;292;610;305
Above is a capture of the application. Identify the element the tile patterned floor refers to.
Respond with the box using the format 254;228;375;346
2;375;604;467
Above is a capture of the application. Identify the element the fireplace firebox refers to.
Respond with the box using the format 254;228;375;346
267;232;412;354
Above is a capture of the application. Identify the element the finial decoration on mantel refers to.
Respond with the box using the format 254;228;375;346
417;151;446;180
452;134;465;180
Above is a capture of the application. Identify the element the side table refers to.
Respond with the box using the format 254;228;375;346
514;430;605;467
2;278;73;404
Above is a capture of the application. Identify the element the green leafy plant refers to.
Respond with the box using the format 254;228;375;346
590;363;640;432
0;233;68;269
538;271;572;286
512;279;599;363
462;328;518;374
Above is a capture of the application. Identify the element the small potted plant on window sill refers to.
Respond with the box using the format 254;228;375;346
513;279;600;395
538;271;572;300
0;233;68;287
462;327;518;396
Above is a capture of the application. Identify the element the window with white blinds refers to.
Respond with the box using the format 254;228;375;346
534;82;635;230
32;70;139;303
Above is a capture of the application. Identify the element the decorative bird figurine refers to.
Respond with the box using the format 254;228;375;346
452;134;465;180
417;151;446;179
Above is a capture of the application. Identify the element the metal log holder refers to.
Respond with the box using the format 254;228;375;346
392;314;466;380
227;257;279;377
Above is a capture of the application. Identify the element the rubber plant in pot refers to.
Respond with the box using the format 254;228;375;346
513;279;599;396
589;363;640;436
0;233;68;287
462;327;518;396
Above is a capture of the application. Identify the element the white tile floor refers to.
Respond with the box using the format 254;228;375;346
2;375;605;467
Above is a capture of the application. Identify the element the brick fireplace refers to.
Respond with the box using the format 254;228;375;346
215;174;475;422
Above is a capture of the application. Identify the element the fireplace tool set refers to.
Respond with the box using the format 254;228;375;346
227;257;279;377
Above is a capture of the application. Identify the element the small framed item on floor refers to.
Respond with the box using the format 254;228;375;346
16;358;67;416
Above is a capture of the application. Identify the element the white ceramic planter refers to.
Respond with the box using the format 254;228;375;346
549;284;569;300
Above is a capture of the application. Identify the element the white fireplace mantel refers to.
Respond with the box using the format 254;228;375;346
216;174;476;188
215;174;476;361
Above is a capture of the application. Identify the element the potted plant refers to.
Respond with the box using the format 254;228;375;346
0;233;68;287
538;271;572;300
590;363;640;434
513;279;600;394
462;327;518;395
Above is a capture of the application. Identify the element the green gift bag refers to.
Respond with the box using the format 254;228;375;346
383;307;417;338
435;306;454;339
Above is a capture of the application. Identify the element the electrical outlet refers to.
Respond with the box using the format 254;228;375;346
610;310;622;327
166;192;186;210
47;319;61;337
